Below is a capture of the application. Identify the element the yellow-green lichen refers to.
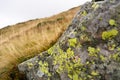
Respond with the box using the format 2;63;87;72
113;53;119;61
100;55;106;61
68;38;77;47
109;19;116;26
92;3;99;10
81;26;86;31
91;71;99;76
27;62;33;69
108;44;116;50
47;46;54;55
66;48;74;58
73;73;78;80
82;10;87;16
38;61;51;77
102;29;118;40
110;53;120;62
117;47;120;51
80;34;91;42
88;47;100;57
52;46;84;80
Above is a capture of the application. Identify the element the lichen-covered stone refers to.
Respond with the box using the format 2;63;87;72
18;0;120;80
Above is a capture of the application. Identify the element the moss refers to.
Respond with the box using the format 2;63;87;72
102;29;118;40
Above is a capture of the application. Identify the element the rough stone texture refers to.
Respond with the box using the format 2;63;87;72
92;0;104;2
18;0;120;80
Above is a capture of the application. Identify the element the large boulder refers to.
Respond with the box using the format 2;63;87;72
18;0;120;80
92;0;104;2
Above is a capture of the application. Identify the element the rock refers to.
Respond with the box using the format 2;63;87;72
18;0;120;80
92;0;104;2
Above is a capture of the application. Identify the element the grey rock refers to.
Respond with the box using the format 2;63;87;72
18;0;120;80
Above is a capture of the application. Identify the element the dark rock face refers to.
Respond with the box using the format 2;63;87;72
18;0;120;80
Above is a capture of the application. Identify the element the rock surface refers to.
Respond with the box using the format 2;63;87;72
18;0;120;80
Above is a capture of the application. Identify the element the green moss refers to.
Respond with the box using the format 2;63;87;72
68;38;77;47
102;29;118;40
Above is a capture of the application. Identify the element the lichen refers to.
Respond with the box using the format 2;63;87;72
68;38;77;47
92;3;99;10
109;19;116;26
91;71;99;76
88;46;100;57
48;46;54;55
108;44;116;50
100;55;106;61
80;34;90;42
38;61;51;77
102;29;118;40
27;62;33;69
82;10;87;16
81;26;86;31
51;46;84;80
109;53;120;62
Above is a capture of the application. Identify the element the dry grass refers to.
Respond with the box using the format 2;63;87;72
0;6;80;80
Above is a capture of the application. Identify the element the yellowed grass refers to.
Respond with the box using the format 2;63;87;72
0;6;80;80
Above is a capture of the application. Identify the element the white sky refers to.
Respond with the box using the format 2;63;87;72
0;0;91;29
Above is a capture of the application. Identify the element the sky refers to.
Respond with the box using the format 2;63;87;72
0;0;91;29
